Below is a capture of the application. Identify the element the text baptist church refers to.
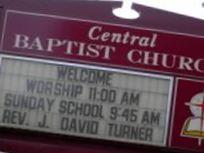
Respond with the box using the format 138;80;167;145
12;25;204;74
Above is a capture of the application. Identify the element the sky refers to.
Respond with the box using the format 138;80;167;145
88;0;204;20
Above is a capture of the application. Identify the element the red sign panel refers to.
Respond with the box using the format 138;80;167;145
1;10;204;78
170;78;204;151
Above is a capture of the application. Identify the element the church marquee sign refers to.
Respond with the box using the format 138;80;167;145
0;10;204;152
